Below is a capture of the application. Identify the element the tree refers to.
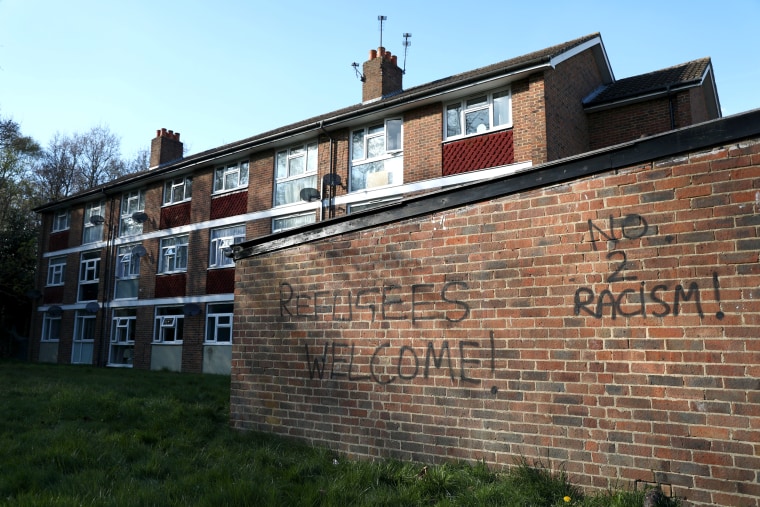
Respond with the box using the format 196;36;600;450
0;115;41;358
77;125;123;189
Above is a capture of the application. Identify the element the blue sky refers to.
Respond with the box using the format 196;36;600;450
1;0;758;160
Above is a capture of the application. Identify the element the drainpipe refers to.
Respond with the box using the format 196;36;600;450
319;121;337;219
667;85;676;130
98;191;116;367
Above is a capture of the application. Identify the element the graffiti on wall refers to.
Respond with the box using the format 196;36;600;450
277;213;725;388
574;214;724;320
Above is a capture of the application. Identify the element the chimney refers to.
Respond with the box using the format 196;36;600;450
362;47;403;102
149;128;183;168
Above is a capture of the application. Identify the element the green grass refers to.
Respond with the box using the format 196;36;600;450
0;361;678;506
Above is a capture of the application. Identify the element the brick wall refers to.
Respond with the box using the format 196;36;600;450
231;125;760;506
512;75;548;165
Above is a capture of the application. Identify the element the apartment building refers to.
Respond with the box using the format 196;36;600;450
30;33;720;374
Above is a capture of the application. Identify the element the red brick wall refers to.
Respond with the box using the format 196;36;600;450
544;48;603;161
588;90;694;150
404;104;443;181
512;75;548;165
231;137;760;507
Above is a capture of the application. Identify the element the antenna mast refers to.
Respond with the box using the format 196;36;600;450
378;15;387;47
402;32;412;74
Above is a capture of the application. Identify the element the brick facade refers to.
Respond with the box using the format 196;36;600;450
231;115;760;506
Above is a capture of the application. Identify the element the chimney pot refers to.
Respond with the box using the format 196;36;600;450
378;46;385;57
369;49;377;60
392;55;397;66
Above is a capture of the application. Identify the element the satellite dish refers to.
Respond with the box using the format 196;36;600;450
47;305;63;317
323;173;343;187
132;245;147;257
85;302;100;313
183;303;202;316
222;247;234;259
131;211;149;223
89;215;105;226
299;187;321;203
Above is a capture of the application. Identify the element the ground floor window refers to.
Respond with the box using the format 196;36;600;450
154;306;184;343
109;308;136;366
41;313;61;342
206;303;234;343
272;212;315;233
72;311;96;364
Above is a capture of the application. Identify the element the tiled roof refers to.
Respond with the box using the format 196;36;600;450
585;57;711;107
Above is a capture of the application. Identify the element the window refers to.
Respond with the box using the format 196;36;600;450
272;213;316;233
41;313;61;342
114;244;140;299
109;309;136;366
209;225;245;268
52;209;70;232
83;201;105;243
119;189;146;237
46;256;66;286
163;176;192;205
78;251;100;302
274;142;318;207
72;311;95;364
154;307;184;343
445;88;511;140
158;235;189;274
206;303;234;343
350;119;403;192
213;160;249;193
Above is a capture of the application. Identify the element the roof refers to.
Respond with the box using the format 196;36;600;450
35;33;610;212
584;57;714;108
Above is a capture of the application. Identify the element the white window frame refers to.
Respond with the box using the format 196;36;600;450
109;309;136;366
119;189;146;237
205;303;234;344
444;87;512;140
350;119;403;192
83;201;105;244
52;209;70;232
163;176;192;205
46;256;67;286
274;142;318;207
78;251;100;302
272;212;316;233
154;307;184;343
72;311;95;364
158;235;189;274
114;244;140;299
213;160;249;194
41;313;61;342
209;225;246;268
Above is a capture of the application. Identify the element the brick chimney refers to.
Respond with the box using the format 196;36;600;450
362;47;403;102
150;128;183;168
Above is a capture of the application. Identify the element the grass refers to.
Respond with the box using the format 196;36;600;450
0;361;679;506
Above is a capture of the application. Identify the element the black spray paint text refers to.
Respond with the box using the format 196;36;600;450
304;334;496;388
280;281;470;323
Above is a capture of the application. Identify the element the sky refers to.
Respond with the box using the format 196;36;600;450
1;0;758;160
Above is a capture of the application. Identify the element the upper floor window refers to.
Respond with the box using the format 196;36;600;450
272;212;316;233
78;251;100;302
274;142;318;207
213;160;249;193
52;209;70;232
163;176;192;205
83;201;105;244
114;244;141;299
445;88;511;140
158;235;189;274
119;189;145;237
209;224;245;269
350;119;403;192
46;256;66;286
